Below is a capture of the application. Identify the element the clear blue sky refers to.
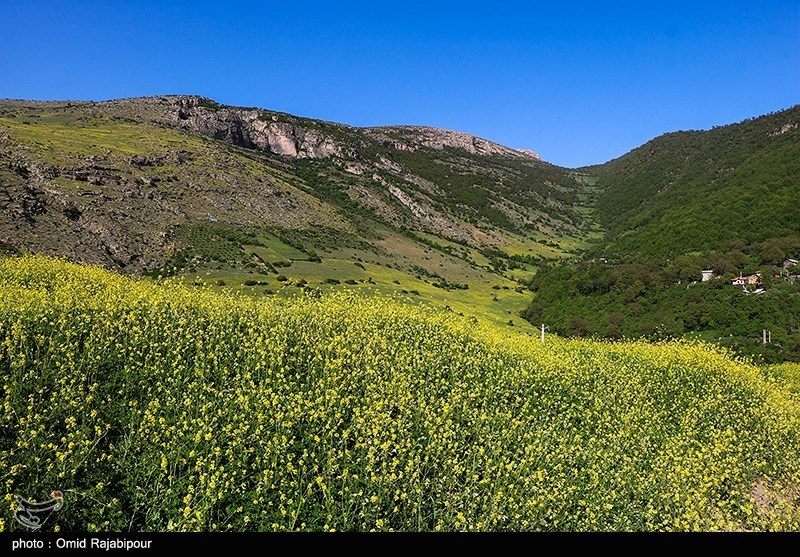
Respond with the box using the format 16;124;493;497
1;1;798;167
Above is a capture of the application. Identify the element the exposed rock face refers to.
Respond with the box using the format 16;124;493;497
769;122;798;137
169;98;349;159
98;96;351;160
386;184;464;240
381;140;416;152
516;148;542;160
100;96;547;164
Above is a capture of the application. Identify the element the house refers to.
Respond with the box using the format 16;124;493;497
747;272;762;285
733;271;763;291
701;269;715;282
777;258;798;278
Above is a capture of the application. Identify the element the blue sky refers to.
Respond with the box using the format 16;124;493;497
1;1;798;167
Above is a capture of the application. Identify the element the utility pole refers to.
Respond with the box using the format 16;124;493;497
541;323;546;343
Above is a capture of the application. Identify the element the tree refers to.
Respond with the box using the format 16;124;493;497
604;324;623;339
520;302;543;324
607;311;625;328
568;316;591;337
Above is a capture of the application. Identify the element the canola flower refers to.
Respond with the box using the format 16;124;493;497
0;255;799;531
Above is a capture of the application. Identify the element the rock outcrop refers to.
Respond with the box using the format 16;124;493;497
365;126;536;160
170;97;350;159
516;148;542;160
99;96;547;164
99;96;354;160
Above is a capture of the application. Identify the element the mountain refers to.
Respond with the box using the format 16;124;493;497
3;95;798;351
0;95;589;268
0;95;594;327
588;105;800;260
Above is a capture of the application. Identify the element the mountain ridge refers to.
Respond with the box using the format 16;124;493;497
0;94;595;328
0;94;588;267
0;95;550;163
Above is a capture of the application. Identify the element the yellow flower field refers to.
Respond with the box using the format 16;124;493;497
1;255;799;531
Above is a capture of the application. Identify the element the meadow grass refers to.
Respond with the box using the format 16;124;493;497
187;256;531;330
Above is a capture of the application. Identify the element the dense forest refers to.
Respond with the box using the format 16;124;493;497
586;105;800;260
523;251;800;363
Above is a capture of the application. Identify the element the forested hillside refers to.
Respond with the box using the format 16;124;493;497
525;105;800;362
590;105;800;260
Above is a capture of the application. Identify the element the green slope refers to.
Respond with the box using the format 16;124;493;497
590;105;800;259
523;105;800;362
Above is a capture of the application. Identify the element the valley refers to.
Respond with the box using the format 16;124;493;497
1;96;798;359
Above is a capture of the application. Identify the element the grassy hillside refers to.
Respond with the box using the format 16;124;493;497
0;96;598;333
589;105;800;260
2;256;800;531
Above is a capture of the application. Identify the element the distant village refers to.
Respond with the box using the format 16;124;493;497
701;258;799;295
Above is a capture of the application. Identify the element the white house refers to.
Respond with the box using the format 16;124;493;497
701;270;715;282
